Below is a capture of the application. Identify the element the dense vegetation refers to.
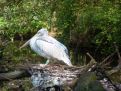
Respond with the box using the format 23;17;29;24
0;0;121;91
0;0;121;65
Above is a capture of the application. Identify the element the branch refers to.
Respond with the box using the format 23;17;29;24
114;42;121;65
100;51;116;67
0;70;27;81
86;52;97;66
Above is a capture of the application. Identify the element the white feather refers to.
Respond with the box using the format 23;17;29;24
29;28;72;66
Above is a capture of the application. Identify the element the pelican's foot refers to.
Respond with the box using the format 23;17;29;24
45;60;50;65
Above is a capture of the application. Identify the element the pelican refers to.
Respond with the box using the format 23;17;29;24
20;28;72;66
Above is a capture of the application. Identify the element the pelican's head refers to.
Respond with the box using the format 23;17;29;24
36;28;48;36
20;28;48;49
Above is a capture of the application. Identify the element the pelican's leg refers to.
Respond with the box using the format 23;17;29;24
45;59;50;65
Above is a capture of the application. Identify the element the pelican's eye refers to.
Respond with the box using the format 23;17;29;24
37;29;48;36
37;32;43;36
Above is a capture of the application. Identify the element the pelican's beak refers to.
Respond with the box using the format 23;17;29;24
19;40;30;49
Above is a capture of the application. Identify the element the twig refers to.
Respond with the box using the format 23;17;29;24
86;52;96;65
100;51;116;66
102;60;113;68
0;70;25;81
86;52;97;72
24;60;34;75
30;86;40;91
114;42;121;64
0;74;12;81
86;52;95;60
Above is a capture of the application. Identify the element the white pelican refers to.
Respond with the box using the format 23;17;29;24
20;28;72;66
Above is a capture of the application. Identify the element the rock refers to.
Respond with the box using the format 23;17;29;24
73;72;105;91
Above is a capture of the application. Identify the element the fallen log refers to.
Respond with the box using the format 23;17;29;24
1;53;121;91
0;70;28;81
0;63;93;91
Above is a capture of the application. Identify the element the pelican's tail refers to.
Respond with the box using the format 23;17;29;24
62;57;73;66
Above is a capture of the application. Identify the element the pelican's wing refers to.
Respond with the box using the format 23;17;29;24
37;36;69;55
35;37;72;66
35;38;66;59
48;36;69;54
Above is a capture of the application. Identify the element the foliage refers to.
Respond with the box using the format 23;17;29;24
1;0;121;90
0;0;50;39
0;0;121;62
54;0;121;58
